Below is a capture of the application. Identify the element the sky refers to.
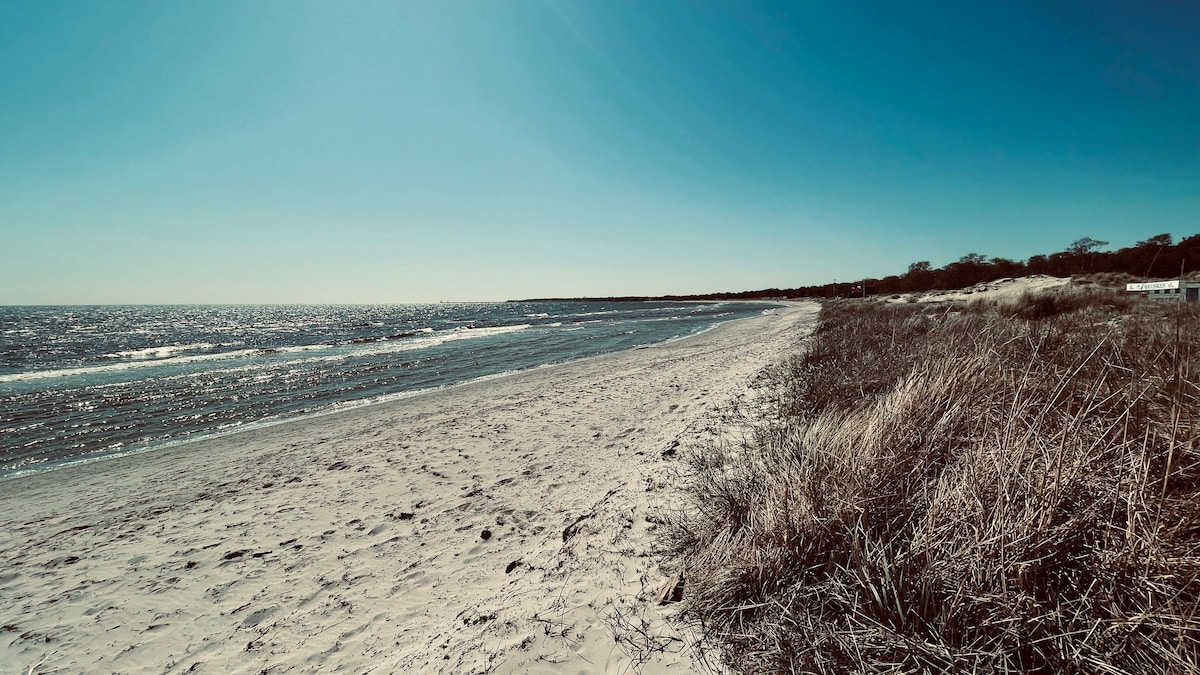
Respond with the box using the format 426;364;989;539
1;1;1197;304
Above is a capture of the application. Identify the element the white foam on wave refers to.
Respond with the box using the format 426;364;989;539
105;343;218;360
0;348;269;383
0;324;533;384
322;324;532;360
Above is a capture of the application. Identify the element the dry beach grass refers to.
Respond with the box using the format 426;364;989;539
668;284;1200;673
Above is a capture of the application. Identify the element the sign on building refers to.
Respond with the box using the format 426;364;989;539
1126;280;1181;291
1126;279;1200;302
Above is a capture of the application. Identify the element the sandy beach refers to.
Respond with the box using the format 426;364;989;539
1;303;818;674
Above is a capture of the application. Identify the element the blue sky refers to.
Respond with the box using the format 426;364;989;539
2;1;1197;303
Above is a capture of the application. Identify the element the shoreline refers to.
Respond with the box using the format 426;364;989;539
1;302;818;674
1;305;784;484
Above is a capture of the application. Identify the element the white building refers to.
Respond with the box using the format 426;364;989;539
1126;280;1200;302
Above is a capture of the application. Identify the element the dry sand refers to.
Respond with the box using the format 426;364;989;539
1;303;819;675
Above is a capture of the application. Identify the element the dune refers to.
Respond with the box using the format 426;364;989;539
888;274;1071;304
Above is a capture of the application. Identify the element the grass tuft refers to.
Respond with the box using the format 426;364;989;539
668;289;1200;673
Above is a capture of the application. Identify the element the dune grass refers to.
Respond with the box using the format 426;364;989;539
668;286;1200;673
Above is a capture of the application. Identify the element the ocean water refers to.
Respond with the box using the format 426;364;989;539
0;301;774;479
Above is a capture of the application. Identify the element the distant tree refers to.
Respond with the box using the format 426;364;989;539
941;253;993;288
1026;254;1049;275
1137;230;1176;276
1061;237;1110;274
1047;251;1075;275
877;274;903;294
1117;233;1175;276
1069;237;1109;255
1138;233;1173;248
989;257;1024;278
1177;234;1200;276
902;261;934;292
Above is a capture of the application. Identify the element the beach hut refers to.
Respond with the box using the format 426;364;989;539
1126;279;1200;302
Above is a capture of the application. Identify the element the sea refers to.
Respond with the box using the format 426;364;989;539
0;301;775;480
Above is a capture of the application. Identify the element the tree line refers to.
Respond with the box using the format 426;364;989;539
688;232;1199;301
516;233;1200;302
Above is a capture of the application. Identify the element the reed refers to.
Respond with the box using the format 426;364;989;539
668;286;1200;673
